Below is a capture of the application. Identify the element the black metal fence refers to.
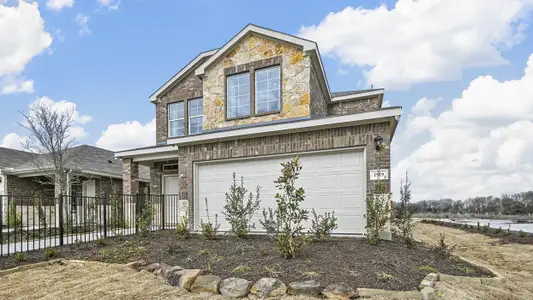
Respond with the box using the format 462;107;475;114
0;194;181;256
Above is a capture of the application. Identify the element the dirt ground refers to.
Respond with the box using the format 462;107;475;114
415;223;533;300
0;231;488;291
0;224;531;299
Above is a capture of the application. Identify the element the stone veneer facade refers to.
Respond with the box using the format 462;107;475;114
202;34;312;130
177;122;391;227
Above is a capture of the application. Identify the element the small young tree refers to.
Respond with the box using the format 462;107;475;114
394;172;416;246
222;173;261;238
365;151;391;245
137;189;153;236
271;157;309;258
201;198;220;240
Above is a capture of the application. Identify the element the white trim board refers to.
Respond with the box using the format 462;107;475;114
331;90;384;102
116;145;178;158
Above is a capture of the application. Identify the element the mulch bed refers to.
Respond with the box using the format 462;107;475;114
0;231;492;291
421;219;533;245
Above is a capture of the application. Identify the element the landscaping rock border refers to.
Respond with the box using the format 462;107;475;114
0;258;504;299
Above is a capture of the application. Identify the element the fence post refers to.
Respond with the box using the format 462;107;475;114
135;193;139;234
58;194;64;246
103;192;108;238
161;195;165;230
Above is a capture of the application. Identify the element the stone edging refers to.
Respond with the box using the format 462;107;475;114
0;258;505;299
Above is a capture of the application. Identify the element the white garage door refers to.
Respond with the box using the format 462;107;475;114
195;149;366;235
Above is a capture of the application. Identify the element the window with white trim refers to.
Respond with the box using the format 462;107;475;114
188;98;203;135
168;101;185;137
255;66;280;114
227;72;250;119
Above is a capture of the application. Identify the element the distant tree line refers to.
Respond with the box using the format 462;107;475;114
406;191;533;216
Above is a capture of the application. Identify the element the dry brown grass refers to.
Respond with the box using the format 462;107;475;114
415;222;533;300
0;224;531;300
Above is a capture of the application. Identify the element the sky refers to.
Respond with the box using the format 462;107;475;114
1;0;533;201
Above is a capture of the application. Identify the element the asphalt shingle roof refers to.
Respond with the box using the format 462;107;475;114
0;147;33;169
1;145;149;181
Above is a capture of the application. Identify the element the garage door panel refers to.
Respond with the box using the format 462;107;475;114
197;150;365;234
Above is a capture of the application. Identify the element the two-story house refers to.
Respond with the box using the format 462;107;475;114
116;24;402;236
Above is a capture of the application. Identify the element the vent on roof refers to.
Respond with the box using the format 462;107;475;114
163;163;178;171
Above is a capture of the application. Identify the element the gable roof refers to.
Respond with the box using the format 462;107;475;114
0;147;33;169
149;24;332;103
3;145;150;181
195;24;331;98
149;49;218;102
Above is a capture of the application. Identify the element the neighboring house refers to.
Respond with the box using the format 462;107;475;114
116;24;402;236
0;145;150;199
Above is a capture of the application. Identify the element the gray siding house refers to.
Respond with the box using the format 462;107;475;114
116;24;401;236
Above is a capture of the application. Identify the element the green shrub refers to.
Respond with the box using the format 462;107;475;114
176;217;190;239
309;209;338;241
43;248;57;258
266;157;309;259
15;253;26;262
259;207;279;238
365;180;391;245
495;227;502;234
222;173;261;239
201;198;220;240
136;195;153;237
457;266;474;274
393;172;416;246
232;265;250;275
519;230;527;238
7;201;22;228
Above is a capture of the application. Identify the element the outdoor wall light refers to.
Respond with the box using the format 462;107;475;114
374;135;384;151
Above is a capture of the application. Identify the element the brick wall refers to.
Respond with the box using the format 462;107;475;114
6;175;53;197
177;122;391;226
95;177;123;197
156;72;203;143
328;97;381;115
309;64;328;116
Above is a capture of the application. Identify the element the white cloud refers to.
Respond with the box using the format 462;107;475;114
34;96;92;125
392;53;533;201
46;0;74;11
299;0;533;89
75;14;91;36
97;0;119;10
1;78;34;94
96;119;156;151
0;133;27;150
0;1;51;94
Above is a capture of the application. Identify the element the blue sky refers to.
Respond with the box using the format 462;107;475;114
1;0;533;200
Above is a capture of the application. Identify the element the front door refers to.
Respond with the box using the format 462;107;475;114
163;176;179;227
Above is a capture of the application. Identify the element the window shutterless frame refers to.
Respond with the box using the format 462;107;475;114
224;56;283;121
168;101;185;138
254;65;281;115
225;72;251;120
188;97;204;135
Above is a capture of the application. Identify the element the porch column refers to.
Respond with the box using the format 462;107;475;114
123;158;139;195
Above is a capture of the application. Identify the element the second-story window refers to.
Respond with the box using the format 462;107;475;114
227;72;250;119
255;66;280;114
168;101;185;137
188;98;203;135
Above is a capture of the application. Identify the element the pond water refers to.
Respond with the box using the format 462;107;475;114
439;218;533;233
